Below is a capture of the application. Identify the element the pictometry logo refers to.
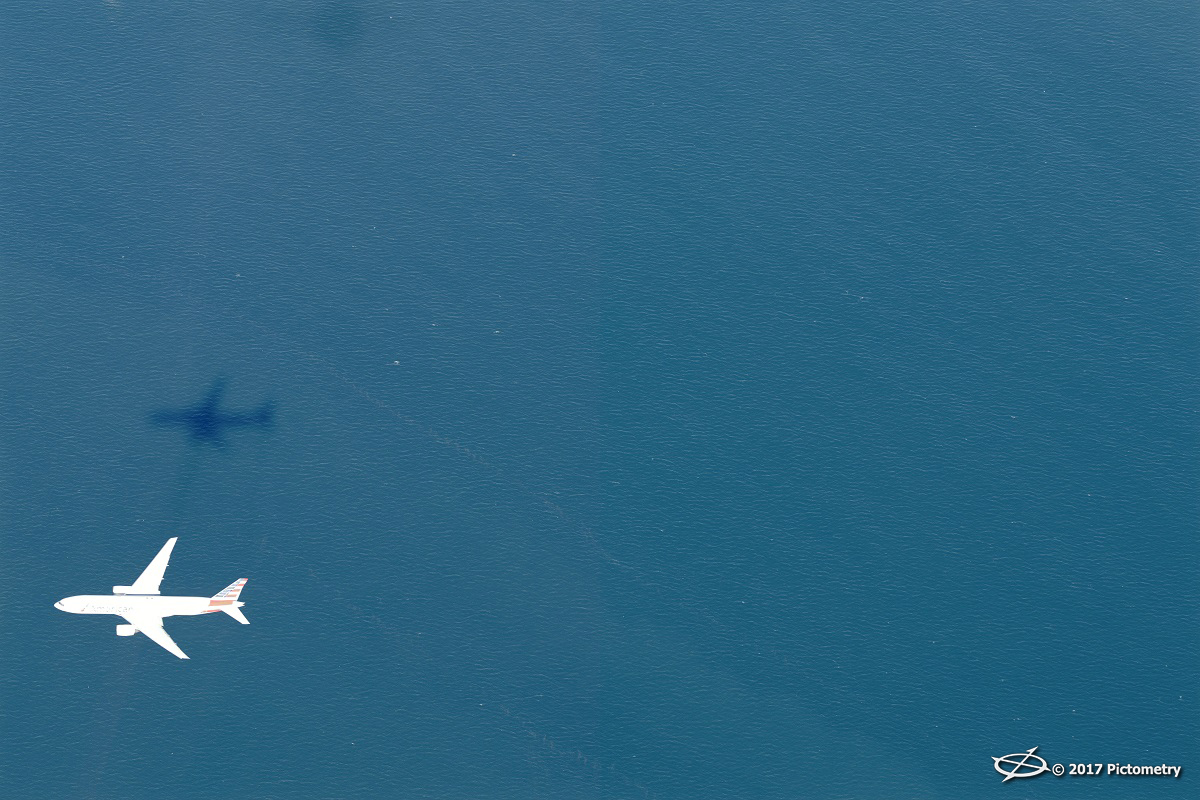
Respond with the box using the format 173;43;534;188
993;747;1050;782
991;747;1182;782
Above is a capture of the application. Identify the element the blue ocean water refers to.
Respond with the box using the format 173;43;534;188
2;2;1196;798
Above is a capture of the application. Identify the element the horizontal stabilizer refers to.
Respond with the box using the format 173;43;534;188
221;605;250;625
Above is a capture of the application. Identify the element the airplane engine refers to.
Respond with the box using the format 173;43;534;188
116;624;137;636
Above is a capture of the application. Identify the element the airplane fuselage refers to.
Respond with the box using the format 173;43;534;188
56;594;241;618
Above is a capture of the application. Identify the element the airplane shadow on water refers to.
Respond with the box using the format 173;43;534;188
150;379;275;446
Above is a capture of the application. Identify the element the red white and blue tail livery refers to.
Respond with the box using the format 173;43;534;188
207;579;250;624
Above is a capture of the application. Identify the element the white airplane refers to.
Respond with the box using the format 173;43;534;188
54;537;248;659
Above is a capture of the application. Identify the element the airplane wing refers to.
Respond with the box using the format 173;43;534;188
129;538;178;595
201;379;226;412
121;613;189;660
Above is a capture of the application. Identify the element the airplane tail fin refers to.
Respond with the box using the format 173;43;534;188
211;578;247;602
255;401;275;429
210;579;250;624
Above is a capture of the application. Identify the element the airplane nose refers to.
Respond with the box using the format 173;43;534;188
54;601;64;611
